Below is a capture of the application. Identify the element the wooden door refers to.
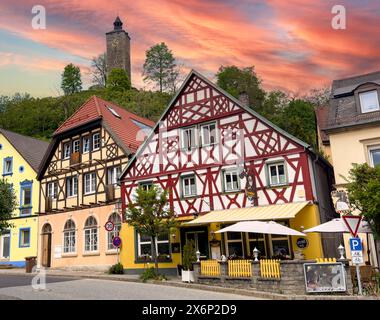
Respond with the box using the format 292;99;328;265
41;233;51;267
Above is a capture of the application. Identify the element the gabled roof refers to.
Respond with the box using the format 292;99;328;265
315;105;329;144
120;70;311;180
0;128;49;172
54;96;154;153
323;71;380;132
332;70;380;97
38;96;154;179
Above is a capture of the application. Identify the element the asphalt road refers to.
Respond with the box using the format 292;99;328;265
0;274;264;300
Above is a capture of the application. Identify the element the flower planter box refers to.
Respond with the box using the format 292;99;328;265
182;270;195;283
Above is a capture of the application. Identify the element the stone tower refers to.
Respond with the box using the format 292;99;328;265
106;16;131;82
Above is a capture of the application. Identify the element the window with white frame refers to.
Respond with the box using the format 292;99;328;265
63;219;76;253
93;132;101;150
3;157;13;175
84;173;96;195
72;139;80;153
107;212;121;250
47;181;57;199
82;136;90;153
107;166;121;186
181;126;196;149
137;232;170;259
200;122;217;146
63;143;71;159
223;170;239;192
359;90;380;113
182;175;196;197
369;146;380;167
267;162;286;186
66;176;78;197
84;216;98;252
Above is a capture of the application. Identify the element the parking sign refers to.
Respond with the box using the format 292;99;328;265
349;238;362;251
349;238;363;265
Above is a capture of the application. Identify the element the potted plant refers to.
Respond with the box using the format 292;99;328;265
182;240;197;283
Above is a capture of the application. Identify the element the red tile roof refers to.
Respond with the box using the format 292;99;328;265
54;96;155;153
315;105;329;143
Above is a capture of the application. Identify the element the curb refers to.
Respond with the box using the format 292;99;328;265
1;270;379;300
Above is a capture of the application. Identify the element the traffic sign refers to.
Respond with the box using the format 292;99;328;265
349;238;362;251
349;238;364;265
112;236;122;248
105;221;114;232
342;215;362;237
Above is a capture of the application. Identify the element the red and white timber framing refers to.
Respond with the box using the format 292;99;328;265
121;71;314;218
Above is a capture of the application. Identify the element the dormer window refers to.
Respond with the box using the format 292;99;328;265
359;90;380;113
107;106;121;118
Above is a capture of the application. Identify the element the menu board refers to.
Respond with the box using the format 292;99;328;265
304;262;346;293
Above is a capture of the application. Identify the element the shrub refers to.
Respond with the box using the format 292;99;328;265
140;267;167;282
182;240;196;271
108;263;124;274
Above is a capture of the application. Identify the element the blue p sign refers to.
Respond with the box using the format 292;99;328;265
349;238;362;251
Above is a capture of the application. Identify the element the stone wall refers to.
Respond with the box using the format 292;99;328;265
193;259;354;296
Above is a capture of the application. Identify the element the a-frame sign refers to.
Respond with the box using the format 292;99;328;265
342;215;362;237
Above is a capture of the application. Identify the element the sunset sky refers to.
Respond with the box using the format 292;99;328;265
0;0;379;97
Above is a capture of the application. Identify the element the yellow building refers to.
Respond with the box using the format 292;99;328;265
316;71;380;267
0;129;48;267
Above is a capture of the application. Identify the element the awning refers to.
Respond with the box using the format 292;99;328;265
184;201;310;225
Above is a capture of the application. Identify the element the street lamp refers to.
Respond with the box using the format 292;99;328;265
253;247;259;262
196;250;201;262
338;244;345;260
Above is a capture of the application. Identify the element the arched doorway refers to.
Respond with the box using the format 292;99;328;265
41;224;52;267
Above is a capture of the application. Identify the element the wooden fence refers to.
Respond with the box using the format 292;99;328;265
228;260;252;277
316;258;336;263
260;259;281;279
200;260;220;276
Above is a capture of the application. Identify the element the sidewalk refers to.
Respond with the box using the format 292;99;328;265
0;268;379;300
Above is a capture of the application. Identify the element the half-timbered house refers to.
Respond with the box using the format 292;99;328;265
119;70;338;275
37;96;154;270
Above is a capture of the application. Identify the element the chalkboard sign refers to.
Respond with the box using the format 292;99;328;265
296;238;309;249
303;262;346;293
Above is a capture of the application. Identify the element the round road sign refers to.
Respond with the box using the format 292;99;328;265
112;236;122;248
105;221;114;232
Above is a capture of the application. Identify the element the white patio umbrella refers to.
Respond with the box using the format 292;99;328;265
215;220;306;236
303;218;372;234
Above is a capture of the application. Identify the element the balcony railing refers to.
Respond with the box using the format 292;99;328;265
260;259;281;279
228;259;252;277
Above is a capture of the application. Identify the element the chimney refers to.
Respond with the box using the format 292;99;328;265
238;91;249;107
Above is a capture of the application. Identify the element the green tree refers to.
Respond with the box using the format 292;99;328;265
346;163;380;266
125;185;179;272
106;68;131;91
346;164;380;236
277;99;317;147
0;180;17;232
61;64;82;95
216;65;265;108
143;42;180;93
